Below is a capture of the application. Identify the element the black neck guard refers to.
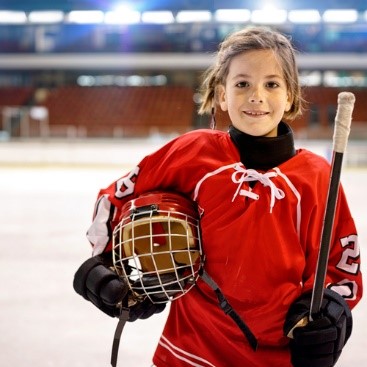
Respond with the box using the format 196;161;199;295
229;122;296;171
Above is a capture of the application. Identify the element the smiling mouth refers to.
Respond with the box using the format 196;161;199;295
244;111;269;116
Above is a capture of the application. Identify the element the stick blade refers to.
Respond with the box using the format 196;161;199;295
333;92;355;153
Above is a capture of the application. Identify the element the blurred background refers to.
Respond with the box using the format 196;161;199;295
0;1;366;366
1;0;367;143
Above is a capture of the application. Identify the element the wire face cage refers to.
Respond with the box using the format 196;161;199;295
112;192;203;304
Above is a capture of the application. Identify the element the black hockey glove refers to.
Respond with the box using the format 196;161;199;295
127;296;166;321
73;254;128;317
283;289;353;367
73;254;168;321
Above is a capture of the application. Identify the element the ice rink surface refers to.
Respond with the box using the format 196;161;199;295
0;141;366;367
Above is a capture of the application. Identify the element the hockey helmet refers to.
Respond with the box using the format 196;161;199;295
112;191;203;304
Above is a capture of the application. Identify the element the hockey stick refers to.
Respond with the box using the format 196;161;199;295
309;91;355;320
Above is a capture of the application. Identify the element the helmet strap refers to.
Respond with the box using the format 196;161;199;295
109;271;258;366
111;307;130;367
199;269;258;351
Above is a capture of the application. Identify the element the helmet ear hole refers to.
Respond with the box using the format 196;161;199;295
112;192;203;303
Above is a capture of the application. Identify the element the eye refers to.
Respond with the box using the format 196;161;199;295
235;81;249;88
266;81;280;89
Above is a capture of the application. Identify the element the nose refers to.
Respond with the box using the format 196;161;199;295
249;88;263;103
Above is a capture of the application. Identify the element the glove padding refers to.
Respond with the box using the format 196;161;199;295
284;289;353;367
73;254;129;317
73;255;168;321
128;297;166;322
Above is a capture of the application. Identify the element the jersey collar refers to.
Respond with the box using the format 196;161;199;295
229;122;296;171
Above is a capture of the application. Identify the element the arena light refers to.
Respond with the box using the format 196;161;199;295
323;9;358;23
141;11;174;24
288;10;321;24
0;11;27;24
66;10;104;24
299;71;322;86
251;9;287;24
214;9;251;22
29;106;48;120
176;11;211;23
28;11;64;23
104;10;140;24
77;75;96;87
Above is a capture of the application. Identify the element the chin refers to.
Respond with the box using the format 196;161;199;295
234;125;275;137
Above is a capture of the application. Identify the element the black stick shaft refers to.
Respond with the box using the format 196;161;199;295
310;151;344;319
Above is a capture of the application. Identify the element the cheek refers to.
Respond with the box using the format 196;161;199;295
220;91;242;112
273;95;291;114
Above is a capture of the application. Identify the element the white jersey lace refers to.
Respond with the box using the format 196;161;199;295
231;164;285;212
193;162;301;237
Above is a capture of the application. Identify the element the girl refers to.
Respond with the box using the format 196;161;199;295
74;27;362;367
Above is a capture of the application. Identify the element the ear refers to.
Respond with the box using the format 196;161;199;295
217;85;228;111
284;92;292;112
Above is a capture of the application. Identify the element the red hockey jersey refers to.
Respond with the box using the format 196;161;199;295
86;129;362;367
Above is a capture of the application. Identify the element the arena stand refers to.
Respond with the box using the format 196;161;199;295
0;85;195;139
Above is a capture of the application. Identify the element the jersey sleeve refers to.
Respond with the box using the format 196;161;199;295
85;130;214;255
303;184;363;310
326;185;362;309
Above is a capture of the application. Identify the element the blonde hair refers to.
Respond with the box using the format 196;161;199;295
198;26;303;120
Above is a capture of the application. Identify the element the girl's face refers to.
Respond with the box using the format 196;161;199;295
218;49;292;137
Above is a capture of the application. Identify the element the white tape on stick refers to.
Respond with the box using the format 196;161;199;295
333;92;355;153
